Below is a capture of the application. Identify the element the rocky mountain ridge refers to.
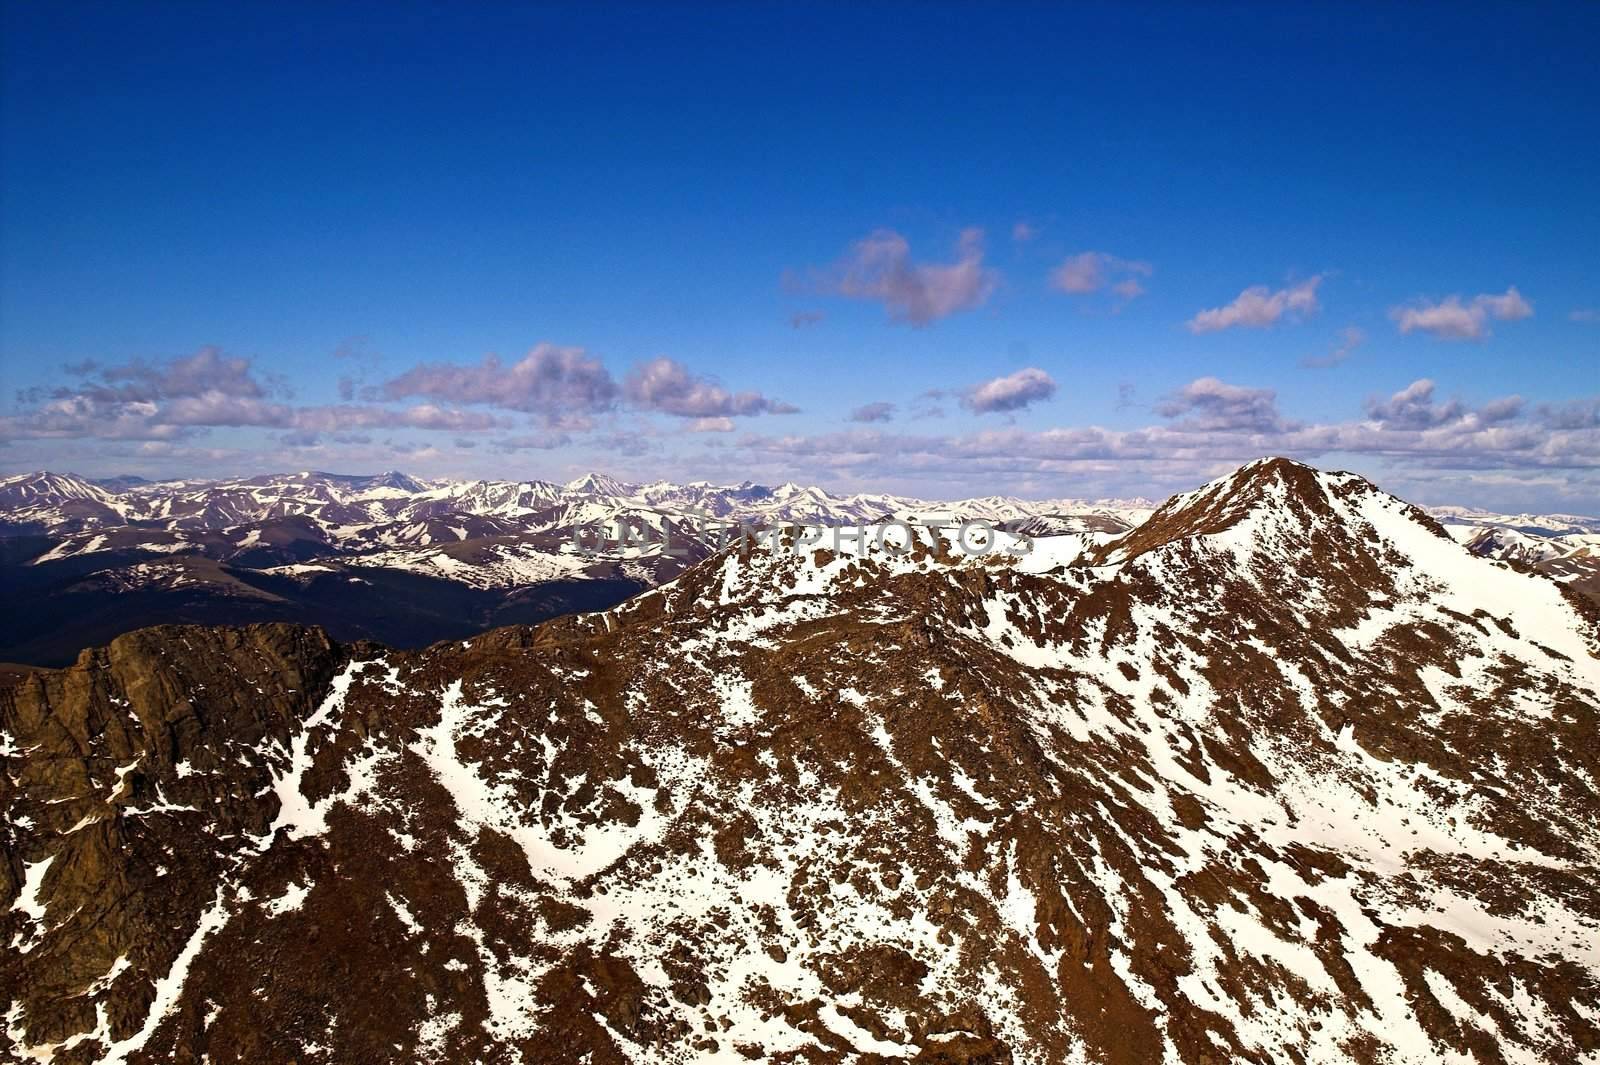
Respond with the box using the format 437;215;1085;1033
3;457;1597;1063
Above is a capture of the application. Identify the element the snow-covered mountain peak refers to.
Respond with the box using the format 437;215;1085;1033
1095;457;1436;565
561;471;634;497
0;470;116;505
364;470;428;493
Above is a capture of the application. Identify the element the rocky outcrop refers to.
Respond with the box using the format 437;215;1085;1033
1;624;349;1057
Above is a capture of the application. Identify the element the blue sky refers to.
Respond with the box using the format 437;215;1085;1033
2;2;1597;509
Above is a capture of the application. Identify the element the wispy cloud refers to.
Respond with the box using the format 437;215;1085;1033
961;368;1057;414
817;227;996;326
1571;308;1599;323
1302;325;1366;368
789;310;824;329
1390;286;1532;340
1187;276;1323;333
1539;398;1600;430
491;431;573;452
1049;251;1152;302
290;404;505;434
847;401;896;423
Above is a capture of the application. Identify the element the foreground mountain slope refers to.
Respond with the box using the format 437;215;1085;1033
2;458;1597;1064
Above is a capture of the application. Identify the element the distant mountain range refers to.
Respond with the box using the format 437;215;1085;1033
1;468;1595;667
0;470;1156;666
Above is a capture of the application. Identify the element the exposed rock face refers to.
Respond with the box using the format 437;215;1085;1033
1;624;351;1060
3;458;1598;1064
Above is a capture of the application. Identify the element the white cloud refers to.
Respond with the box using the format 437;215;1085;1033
1390;286;1532;340
624;357;796;418
820;227;996;326
1156;377;1287;432
961;368;1058;414
382;343;618;419
1187;276;1323;333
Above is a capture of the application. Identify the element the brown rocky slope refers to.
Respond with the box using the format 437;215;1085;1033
2;458;1597;1064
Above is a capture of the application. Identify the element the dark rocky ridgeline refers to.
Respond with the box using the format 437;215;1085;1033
2;458;1598;1064
0;626;355;1059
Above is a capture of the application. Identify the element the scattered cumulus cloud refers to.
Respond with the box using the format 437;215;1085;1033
1156;377;1288;432
27;346;281;410
1362;378;1523;430
1390;286;1532;340
1187;276;1323;333
961;368;1058;414
1;343;796;456
623;357;796;418
379;346;796;424
6;347;292;440
1364;378;1464;428
11;364;1596;511
381;343;618;423
1;346;512;445
717;378;1585;505
818;227;996;326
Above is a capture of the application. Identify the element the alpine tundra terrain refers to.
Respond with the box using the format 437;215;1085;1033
0;470;1151;667
2;458;1599;1064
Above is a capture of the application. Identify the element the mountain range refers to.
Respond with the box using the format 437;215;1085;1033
1;457;1597;1063
1;467;1596;670
0;470;1153;667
